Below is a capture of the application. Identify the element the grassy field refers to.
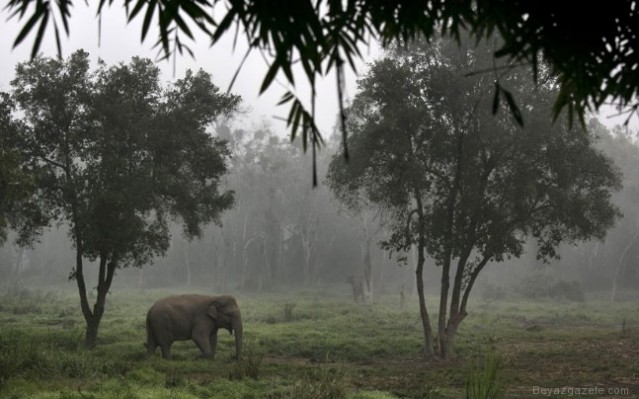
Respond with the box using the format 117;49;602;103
0;287;638;398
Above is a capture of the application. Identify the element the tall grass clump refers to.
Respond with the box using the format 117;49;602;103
291;363;346;399
464;349;508;399
283;302;296;321
0;331;51;388
228;335;264;380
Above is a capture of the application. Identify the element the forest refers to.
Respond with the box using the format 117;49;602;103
1;12;639;398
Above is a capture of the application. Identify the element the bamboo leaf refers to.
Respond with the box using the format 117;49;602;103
127;0;147;21
31;8;49;59
141;1;156;42
503;88;523;126
260;61;280;94
13;5;44;49
492;82;501;115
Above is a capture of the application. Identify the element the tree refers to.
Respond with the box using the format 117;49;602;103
3;50;239;347
6;1;639;171
327;37;621;360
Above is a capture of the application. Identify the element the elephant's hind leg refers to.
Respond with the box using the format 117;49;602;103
146;333;158;358
159;342;172;360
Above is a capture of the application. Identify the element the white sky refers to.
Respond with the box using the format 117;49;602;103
0;3;380;138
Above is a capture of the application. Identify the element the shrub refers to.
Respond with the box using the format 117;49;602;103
481;283;508;301
548;281;585;302
283;303;296;322
518;273;584;302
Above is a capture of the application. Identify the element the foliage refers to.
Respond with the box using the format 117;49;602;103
2;50;239;346
517;272;585;302
6;1;639;179
480;283;508;302
327;36;622;358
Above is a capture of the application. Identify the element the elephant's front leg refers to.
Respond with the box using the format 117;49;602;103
192;325;213;359
209;329;218;360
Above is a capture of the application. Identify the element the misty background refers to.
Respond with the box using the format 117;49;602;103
2;118;639;303
1;3;638;303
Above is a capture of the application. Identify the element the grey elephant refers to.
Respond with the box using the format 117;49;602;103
346;275;364;303
146;294;242;360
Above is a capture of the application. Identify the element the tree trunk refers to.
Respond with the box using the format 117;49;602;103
85;316;100;348
75;249;118;349
240;238;255;291
611;221;638;302
362;236;374;304
438;257;451;360
85;286;107;348
415;245;435;359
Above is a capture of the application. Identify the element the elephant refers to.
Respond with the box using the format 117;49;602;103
145;294;242;360
346;275;365;303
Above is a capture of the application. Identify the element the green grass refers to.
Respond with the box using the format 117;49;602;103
0;288;638;398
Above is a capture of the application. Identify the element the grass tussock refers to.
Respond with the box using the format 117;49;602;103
464;349;508;399
228;335;264;380
291;363;346;399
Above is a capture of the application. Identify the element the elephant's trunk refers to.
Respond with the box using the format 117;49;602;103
232;314;243;360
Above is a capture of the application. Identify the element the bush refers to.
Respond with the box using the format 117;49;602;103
481;283;508;301
283;303;296;322
548;281;585;302
518;273;584;302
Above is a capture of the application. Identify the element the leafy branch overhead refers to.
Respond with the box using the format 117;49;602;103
7;1;639;177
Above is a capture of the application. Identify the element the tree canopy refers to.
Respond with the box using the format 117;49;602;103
1;50;239;346
327;37;622;359
7;0;639;169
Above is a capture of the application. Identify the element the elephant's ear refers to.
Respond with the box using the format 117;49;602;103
206;303;219;320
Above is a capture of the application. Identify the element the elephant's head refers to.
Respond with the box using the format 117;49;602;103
207;295;242;359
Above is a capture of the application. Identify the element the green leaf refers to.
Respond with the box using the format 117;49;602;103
141;1;156;42
260;61;280;94
31;8;49;59
13;4;44;50
53;22;62;59
173;12;194;40
127;0;147;21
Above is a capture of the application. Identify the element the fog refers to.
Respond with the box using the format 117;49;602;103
2;121;638;305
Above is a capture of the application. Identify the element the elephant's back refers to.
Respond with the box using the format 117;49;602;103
147;295;212;322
